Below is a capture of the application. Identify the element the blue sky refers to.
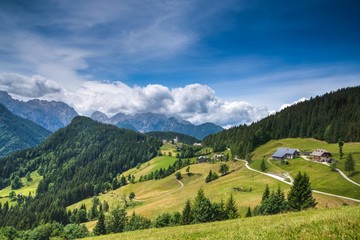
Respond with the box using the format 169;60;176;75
0;0;359;126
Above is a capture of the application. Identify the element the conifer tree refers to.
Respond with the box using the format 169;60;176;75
287;172;317;211
181;199;192;225
93;210;106;235
192;189;212;223
245;207;252;218
345;152;355;175
225;193;238;219
262;184;270;201
260;157;267;172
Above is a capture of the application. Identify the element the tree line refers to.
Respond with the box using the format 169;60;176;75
203;86;360;158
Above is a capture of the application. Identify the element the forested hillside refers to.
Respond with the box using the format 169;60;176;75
0;103;50;157
0;117;161;229
145;131;200;145
203;86;360;157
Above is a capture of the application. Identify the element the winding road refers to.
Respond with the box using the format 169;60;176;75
237;159;360;203
300;155;360;187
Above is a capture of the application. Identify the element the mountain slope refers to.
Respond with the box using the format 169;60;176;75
0;91;78;132
203;86;360;157
0;117;162;227
91;111;223;139
0;103;50;157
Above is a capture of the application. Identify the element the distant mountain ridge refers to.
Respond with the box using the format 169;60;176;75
0;103;51;157
91;111;223;139
0;91;78;132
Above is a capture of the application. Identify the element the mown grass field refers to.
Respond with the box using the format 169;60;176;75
250;138;360;183
0;171;42;206
85;204;360;240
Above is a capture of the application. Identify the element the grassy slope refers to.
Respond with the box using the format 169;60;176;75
74;161;354;232
251;138;360;182
0;171;42;206
86;204;360;240
250;138;360;198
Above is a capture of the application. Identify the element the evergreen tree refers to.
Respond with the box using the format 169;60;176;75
112;178;119;190
129;192;135;201
106;207;127;233
287;172;317;211
192;189;212;223
245;207;252;217
93;211;106;235
225;193;238;219
262;184;270;201
181;200;192;225
338;140;344;159
260;157;267;172
345;152;355;175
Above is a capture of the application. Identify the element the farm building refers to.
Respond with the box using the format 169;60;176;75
310;149;333;162
197;156;209;163
272;147;300;160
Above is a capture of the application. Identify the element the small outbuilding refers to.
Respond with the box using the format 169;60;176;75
272;147;300;160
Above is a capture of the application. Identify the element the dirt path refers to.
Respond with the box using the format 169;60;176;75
133;179;184;202
237;159;360;203
300;155;360;187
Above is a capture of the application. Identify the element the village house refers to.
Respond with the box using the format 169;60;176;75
310;149;333;162
212;153;226;161
197;156;209;163
272;147;300;160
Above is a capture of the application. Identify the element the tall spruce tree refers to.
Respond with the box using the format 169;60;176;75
225;193;238;219
287;172;317;211
345;152;355;175
262;184;270;201
181;199;193;225
93;210;106;235
192;189;212;223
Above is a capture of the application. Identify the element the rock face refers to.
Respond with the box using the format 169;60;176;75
91;111;223;140
0;91;78;132
0;103;51;157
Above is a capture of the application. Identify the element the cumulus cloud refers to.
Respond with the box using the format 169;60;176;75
0;73;63;98
0;73;270;127
279;97;307;111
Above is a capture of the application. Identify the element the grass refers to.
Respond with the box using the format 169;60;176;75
69;159;355;227
0;171;42;206
251;138;360;183
85;204;360;240
122;143;178;179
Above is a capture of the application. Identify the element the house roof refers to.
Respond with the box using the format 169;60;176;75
272;147;299;158
310;149;332;157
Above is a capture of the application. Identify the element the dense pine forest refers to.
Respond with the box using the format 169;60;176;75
0;117;161;229
145;131;200;145
203;86;360;157
0;104;50;157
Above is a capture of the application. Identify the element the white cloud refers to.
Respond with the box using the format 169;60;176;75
0;72;270;127
0;73;63;98
279;97;307;111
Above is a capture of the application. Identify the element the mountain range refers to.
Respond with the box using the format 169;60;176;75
0;91;78;132
0;91;223;140
0;103;50;157
91;111;223;140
